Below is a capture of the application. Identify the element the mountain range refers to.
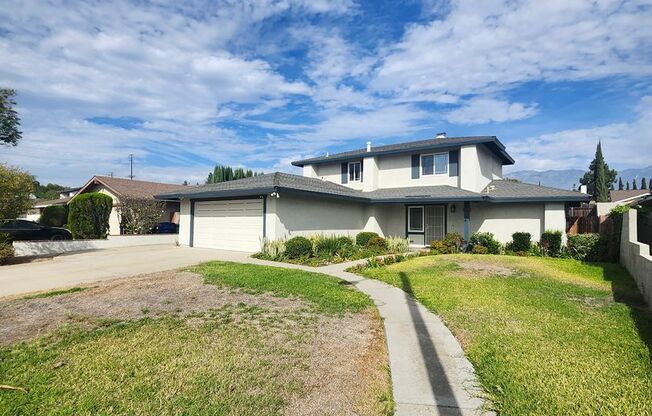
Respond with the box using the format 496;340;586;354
504;166;652;190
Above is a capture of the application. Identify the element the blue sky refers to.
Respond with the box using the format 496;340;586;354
1;0;651;186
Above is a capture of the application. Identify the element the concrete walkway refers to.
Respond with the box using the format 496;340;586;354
244;257;491;416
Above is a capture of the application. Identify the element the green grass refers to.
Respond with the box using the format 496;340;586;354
359;254;652;415
21;287;88;300
193;261;373;314
0;306;312;416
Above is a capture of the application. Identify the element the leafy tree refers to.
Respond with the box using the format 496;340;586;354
580;142;616;202
206;164;264;184
0;88;21;146
67;193;113;239
0;164;33;219
641;177;647;190
618;177;624;190
118;197;165;235
32;181;67;200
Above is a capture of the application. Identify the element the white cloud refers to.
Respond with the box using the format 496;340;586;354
372;0;652;100
445;97;538;124
506;96;652;171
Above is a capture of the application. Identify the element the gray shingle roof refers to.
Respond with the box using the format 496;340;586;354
291;136;515;166
483;180;589;202
156;173;589;203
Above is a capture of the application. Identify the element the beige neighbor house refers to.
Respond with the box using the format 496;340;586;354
73;176;185;235
156;135;589;252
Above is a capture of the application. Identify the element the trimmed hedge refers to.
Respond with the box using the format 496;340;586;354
39;205;69;227
67;193;113;239
508;232;532;253
469;232;501;254
285;236;312;259
540;230;562;257
356;232;379;247
366;236;387;251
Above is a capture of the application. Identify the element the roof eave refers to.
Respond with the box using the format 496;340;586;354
486;195;590;203
370;196;484;204
155;187;276;200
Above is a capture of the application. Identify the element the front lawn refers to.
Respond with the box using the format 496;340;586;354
358;254;652;415
1;263;392;416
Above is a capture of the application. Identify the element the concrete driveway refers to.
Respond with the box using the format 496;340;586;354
0;245;250;298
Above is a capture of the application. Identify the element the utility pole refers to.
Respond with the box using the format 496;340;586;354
128;154;134;180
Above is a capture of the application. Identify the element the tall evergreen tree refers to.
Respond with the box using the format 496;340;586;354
626;181;630;190
632;179;638;190
642;177;648;190
618;177;624;190
580;142;617;202
206;164;263;184
0;88;22;146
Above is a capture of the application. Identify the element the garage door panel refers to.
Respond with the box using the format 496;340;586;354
193;199;263;252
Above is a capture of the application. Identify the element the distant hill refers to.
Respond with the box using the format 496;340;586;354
505;166;652;190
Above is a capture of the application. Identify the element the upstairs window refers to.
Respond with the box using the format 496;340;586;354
421;152;448;176
348;161;361;182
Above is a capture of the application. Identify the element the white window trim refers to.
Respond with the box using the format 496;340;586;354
421;152;449;176
348;161;361;182
408;206;425;233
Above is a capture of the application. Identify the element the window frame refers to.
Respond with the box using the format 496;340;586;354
348;161;362;182
407;206;425;233
420;152;449;176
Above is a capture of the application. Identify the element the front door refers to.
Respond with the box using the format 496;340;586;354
424;205;445;245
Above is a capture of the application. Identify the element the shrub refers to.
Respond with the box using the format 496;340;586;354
259;237;286;259
336;235;354;247
431;232;464;254
67;193;113;239
312;234;346;257
366;236;387;252
356;231;379;247
386;236;410;253
430;240;447;254
284;236;313;259
39;205;68;227
567;233;607;262
507;232;531;253
540;230;562;257
472;245;489;254
0;243;14;265
469;232;501;254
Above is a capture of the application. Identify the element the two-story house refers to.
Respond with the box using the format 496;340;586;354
157;135;589;251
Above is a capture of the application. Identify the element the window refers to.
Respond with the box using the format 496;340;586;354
421;152;448;175
408;206;424;232
348;161;361;182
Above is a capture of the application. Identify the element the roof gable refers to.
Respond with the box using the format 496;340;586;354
75;176;186;201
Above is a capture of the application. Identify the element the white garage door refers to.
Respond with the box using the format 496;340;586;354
193;199;263;252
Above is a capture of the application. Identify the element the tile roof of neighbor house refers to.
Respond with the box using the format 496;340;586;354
82;176;187;200
32;197;72;208
291;136;515;166
156;172;589;203
609;189;651;203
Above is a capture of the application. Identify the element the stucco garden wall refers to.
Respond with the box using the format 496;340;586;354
620;209;652;308
14;234;178;257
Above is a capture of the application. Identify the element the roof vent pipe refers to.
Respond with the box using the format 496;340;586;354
366;141;372;152
435;132;447;139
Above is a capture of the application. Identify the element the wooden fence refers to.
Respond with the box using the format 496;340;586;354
566;205;613;235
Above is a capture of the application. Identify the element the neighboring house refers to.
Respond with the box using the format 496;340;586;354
72;176;185;235
59;187;81;199
595;189;651;216
157;135;589;252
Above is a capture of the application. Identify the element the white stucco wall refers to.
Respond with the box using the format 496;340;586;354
471;202;544;243
303;164;317;178
460;144;502;193
271;193;367;238
363;156;380;191
314;161;364;190
14;234;178;257
377;153;458;189
620;209;652;308
178;199;191;246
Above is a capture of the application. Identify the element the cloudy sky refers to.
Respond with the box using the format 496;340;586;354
1;0;651;186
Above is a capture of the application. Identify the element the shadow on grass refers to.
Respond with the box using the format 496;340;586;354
398;271;463;415
598;262;652;365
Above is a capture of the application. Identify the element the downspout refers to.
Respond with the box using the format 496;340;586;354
463;201;471;244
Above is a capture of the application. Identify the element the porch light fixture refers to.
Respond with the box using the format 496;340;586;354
450;204;456;213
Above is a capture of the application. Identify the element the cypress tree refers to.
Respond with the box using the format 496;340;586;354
618;177;624;190
632;179;638;190
626;181;630;190
580;142;617;198
642;177;648;190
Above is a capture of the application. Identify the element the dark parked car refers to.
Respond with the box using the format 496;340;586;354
0;219;73;242
155;222;178;234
